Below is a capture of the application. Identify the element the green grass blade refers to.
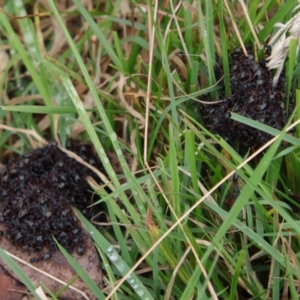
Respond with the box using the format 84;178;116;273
229;250;245;299
71;0;123;71
54;240;105;299
0;248;40;299
74;208;155;300
218;0;231;97
0;10;54;131
231;112;300;145
258;0;298;41
287;38;298;110
197;0;216;96
1;105;80;114
169;124;181;220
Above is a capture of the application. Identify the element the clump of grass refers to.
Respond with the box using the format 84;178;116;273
0;1;300;299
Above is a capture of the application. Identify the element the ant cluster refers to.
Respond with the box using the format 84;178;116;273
0;141;105;261
201;47;293;154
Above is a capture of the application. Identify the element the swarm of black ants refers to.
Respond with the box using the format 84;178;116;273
0;140;105;263
201;46;294;154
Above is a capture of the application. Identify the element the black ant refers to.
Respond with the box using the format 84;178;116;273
30;253;51;264
225;173;241;208
77;246;84;256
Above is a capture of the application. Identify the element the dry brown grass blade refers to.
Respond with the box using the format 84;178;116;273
223;0;247;56
238;0;262;49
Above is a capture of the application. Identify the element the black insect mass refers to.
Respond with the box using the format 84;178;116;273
201;47;293;154
0;140;106;260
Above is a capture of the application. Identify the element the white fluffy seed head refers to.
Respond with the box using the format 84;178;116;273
266;2;300;86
